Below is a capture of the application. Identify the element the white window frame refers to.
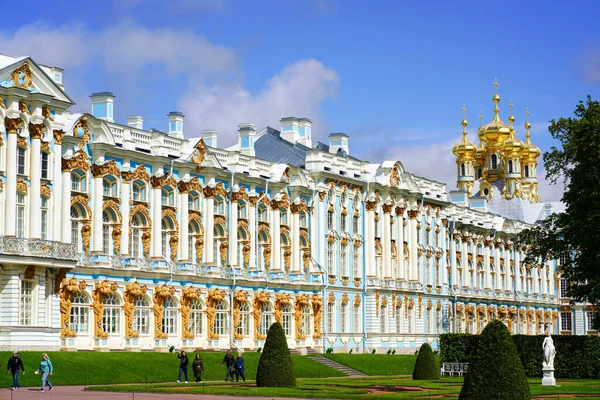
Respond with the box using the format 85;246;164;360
19;279;35;326
238;302;251;337
133;296;150;335
102;294;121;334
70;292;89;333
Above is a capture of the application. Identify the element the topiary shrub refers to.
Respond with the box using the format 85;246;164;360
459;320;530;400
372;349;376;354
412;343;440;380
256;322;296;387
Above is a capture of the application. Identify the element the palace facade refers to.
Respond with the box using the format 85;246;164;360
0;55;582;353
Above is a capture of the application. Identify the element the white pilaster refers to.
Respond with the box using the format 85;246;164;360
151;187;162;258
506;248;513;292
450;235;457;287
484;245;491;290
291;209;300;273
397;211;405;280
29;136;42;239
230;199;238;267
272;208;281;271
52;142;63;241
532;264;539;295
441;220;447;286
179;191;189;261
514;250;521;293
462;240;469;288
409;213;418;281
541;265;548;297
121;181;130;255
92;175;103;252
205;197;215;263
365;206;375;277
4;131;17;236
494;244;502;292
61;169;72;243
547;261;554;298
382;209;392;278
249;200;257;269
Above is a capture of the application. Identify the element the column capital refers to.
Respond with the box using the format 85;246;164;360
382;203;393;214
29;122;45;139
5;117;23;133
407;209;419;219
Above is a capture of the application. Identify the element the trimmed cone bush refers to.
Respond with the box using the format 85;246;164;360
256;322;296;387
459;320;531;400
413;343;440;380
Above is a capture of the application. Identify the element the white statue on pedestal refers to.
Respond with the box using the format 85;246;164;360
542;328;556;386
542;332;555;368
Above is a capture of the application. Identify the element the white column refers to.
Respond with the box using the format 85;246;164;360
541;265;548;297
272;208;281;271
548;261;554;298
441;220;447;286
291;209;300;273
532;265;539;295
61;169;72;243
121;180;130;255
409;212;418;281
151;186;162;258
317;196;325;268
4;131;18;236
29;134;42;239
382;207;392;278
514;249;521;293
249;199;257;269
397;209;405;280
179;191;189;261
52;138;63;242
450;234;457;287
484;244;491;290
230;199;238;267
462;240;469;288
205;197;215;263
494;244;502;291
91;175;103;253
506;247;513;293
365;203;375;277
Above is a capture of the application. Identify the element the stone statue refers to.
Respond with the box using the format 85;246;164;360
542;332;555;369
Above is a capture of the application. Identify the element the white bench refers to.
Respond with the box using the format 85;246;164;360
441;362;469;377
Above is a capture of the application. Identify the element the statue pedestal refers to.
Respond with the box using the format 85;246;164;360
542;366;556;386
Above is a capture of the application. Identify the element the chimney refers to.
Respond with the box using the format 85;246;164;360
297;118;312;147
280;117;298;144
167;111;184;139
238;123;257;157
202;130;218;148
90;92;115;122
127;115;143;130
328;133;349;155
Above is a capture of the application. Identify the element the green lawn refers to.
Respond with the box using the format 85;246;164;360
0;351;343;388
323;354;427;376
86;377;600;399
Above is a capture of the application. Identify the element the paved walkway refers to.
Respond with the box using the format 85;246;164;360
0;386;307;400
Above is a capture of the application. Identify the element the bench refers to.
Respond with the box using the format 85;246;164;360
441;362;469;377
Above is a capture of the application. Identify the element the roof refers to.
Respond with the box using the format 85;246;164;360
254;127;311;167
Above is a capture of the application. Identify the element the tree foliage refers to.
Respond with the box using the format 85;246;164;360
256;322;296;387
520;96;600;312
459;320;531;400
412;342;440;380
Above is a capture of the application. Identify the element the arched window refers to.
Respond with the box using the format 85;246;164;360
103;176;118;197
102;294;121;334
70;204;87;250
238;302;251;337
188;220;202;263
260;303;273;336
380;304;387;333
102;209;118;255
282;304;293;337
214;196;225;215
427;308;433;334
407;306;414;334
327;187;335;205
460;163;465;176
396;304;403;333
353;302;361;333
353;214;360;234
340;212;347;232
326;301;335;333
214;224;226;267
70;292;90;333
257;204;268;222
131;181;146;202
161;217;176;259
162;297;178;335
215;301;229;335
508;160;514;174
524;165;530;178
130;213;147;259
189;299;204;336
238;201;247;219
375;243;382;278
238;228;249;269
161;187;174;206
435;257;441;286
340;192;348;208
326;241;335;275
257;231;268;270
133;296;150;335
391;243;398;278
71;171;87;192
300;212;307;228
301;305;311;336
491;154;498;170
188;192;201;211
436;307;442;334
280;233;290;271
340;302;349;333
352;245;362;278
327;210;334;231
340;243;348;276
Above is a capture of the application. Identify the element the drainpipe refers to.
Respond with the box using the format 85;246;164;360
255;178;270;288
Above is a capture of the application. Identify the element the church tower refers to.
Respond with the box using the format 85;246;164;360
452;80;541;202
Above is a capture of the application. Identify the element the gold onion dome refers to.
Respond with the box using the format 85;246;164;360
502;101;524;155
478;80;511;144
452;106;477;159
521;108;541;161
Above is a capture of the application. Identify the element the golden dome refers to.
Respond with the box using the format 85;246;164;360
478;80;511;144
521;109;541;161
502;102;524;155
452;106;477;159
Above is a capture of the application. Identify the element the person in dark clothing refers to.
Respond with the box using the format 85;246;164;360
192;353;205;383
7;351;25;390
234;353;245;382
176;351;189;383
221;349;235;381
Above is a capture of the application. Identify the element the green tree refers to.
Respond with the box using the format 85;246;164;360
412;342;440;380
256;322;296;387
520;96;600;318
459;320;531;400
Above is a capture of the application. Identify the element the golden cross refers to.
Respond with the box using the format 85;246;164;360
493;78;499;93
479;111;483;126
509;100;514;115
525;107;530;122
462;104;467;118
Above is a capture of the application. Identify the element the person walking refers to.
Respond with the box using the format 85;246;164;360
192;353;205;383
221;349;235;381
36;353;54;392
176;350;189;383
234;353;245;382
7;351;25;390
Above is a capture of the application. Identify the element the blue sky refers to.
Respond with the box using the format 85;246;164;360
2;0;600;201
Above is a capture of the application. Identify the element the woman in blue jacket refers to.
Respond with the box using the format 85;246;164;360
234;353;245;382
36;353;53;392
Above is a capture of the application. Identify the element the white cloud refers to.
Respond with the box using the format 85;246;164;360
178;59;339;145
